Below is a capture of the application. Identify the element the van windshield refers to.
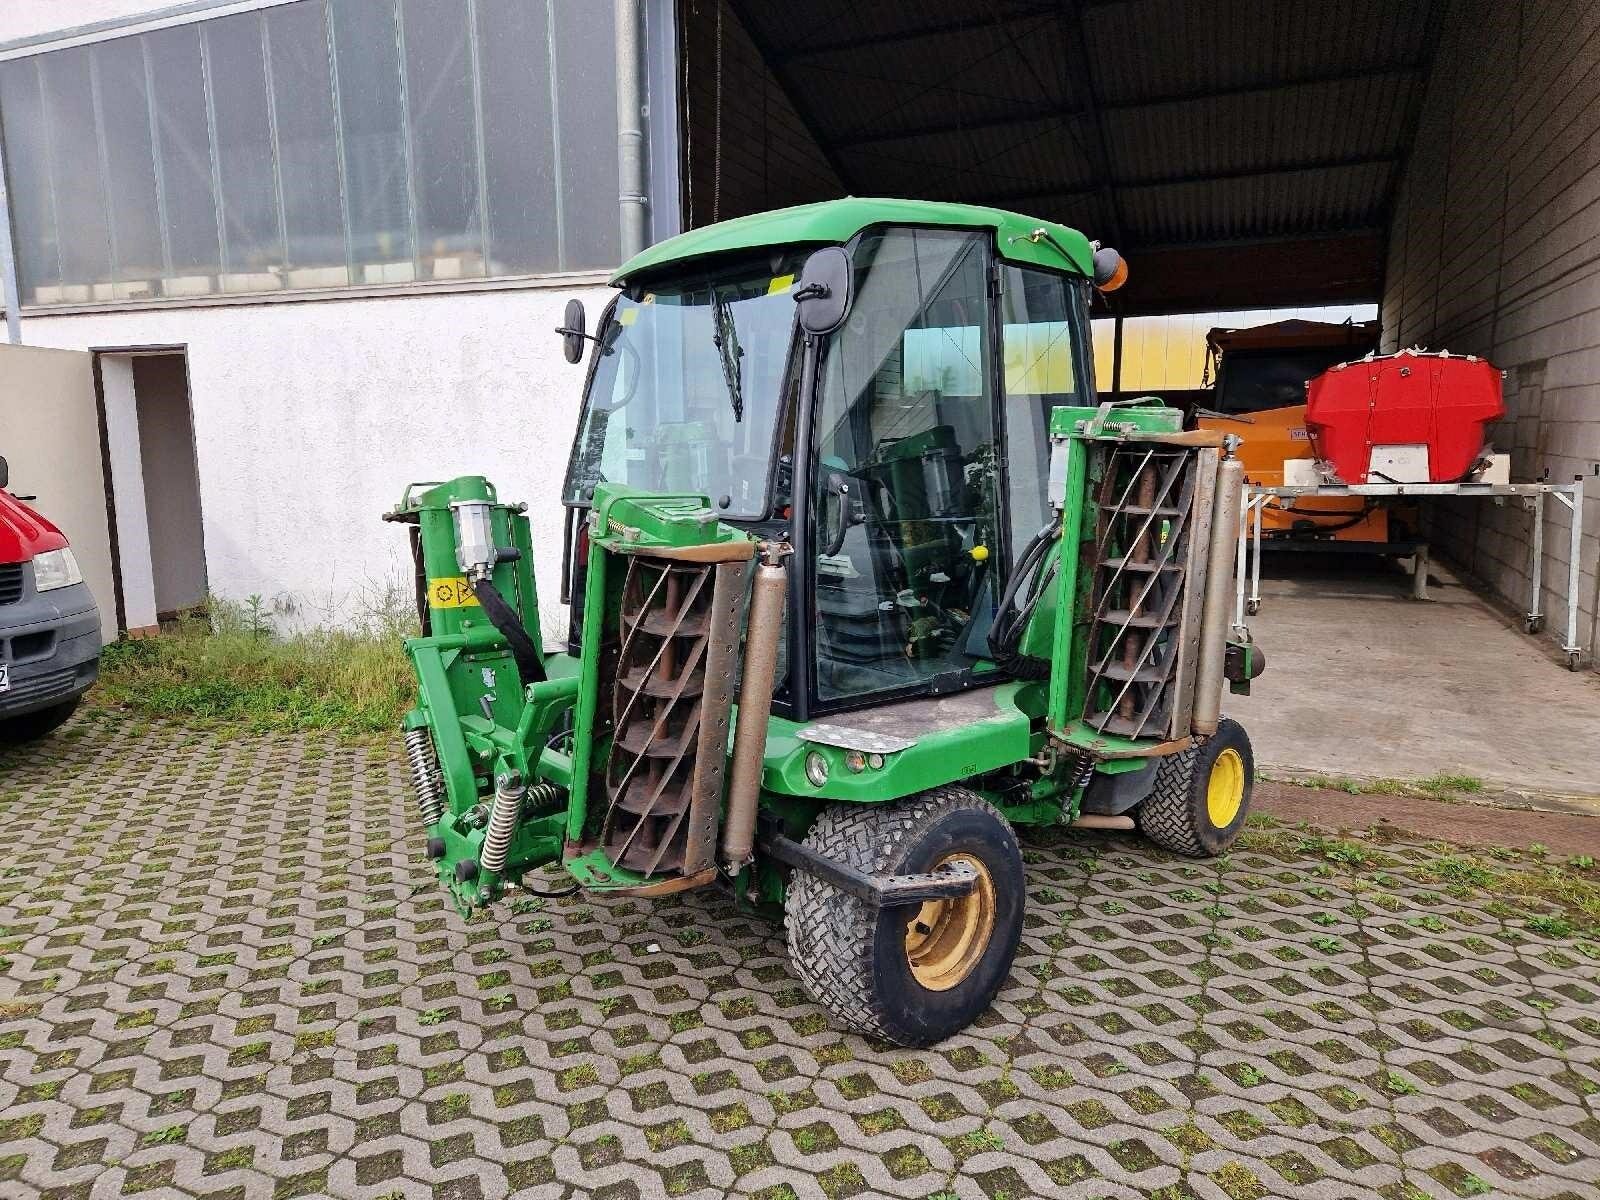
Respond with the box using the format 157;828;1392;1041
564;254;807;518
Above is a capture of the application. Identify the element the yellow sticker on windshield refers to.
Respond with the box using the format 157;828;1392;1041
619;308;638;325
768;274;795;295
428;577;479;609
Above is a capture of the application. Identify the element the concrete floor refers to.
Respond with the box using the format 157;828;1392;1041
7;711;1599;1199
1225;551;1600;798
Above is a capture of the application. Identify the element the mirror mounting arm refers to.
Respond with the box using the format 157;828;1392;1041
554;325;604;345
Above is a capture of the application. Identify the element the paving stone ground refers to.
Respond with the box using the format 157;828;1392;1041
2;710;1598;1200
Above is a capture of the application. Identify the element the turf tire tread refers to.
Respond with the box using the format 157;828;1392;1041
784;786;999;1041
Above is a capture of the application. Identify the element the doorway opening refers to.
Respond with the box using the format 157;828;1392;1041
95;349;207;634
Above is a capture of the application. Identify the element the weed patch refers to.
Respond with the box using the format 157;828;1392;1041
92;598;413;736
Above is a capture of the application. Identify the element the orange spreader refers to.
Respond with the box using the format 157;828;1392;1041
1198;405;1390;542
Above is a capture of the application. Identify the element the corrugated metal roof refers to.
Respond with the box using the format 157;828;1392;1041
720;0;1445;310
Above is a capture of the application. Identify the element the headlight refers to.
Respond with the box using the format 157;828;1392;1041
804;751;830;788
33;547;83;592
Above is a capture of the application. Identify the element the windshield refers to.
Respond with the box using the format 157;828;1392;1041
1215;347;1359;414
564;254;807;518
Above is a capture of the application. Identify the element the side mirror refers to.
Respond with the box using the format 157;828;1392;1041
557;298;587;364
0;456;8;489
794;246;852;335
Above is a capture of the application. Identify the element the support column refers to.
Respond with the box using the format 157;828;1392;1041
1111;314;1124;397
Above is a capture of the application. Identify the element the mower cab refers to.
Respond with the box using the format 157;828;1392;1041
387;199;1263;1045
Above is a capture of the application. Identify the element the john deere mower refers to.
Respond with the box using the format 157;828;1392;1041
385;199;1264;1046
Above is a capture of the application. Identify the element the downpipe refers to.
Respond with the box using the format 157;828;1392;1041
614;0;647;259
721;542;790;871
1193;449;1244;735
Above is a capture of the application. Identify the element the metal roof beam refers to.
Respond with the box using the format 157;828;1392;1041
723;1;859;192
834;62;1423;149
1058;0;1125;252
1378;0;1449;221
967;152;1398;205
771;6;1059;63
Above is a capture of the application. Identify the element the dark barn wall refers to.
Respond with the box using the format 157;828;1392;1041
678;0;844;227
1383;0;1600;662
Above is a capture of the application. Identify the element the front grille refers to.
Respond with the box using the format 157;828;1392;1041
0;563;22;605
2;665;77;707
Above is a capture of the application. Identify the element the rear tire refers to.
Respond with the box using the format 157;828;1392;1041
0;697;82;743
784;786;1024;1047
1137;718;1253;857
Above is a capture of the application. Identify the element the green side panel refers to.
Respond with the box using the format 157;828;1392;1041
612;197;1095;284
759;682;1035;803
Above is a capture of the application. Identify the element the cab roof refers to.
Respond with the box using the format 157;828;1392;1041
611;197;1096;286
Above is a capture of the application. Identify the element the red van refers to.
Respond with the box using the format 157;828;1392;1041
0;456;102;740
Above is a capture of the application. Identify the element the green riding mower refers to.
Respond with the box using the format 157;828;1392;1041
385;198;1264;1046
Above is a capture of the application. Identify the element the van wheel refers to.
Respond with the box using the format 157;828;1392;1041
0;697;81;743
1137;718;1253;857
784;787;1024;1047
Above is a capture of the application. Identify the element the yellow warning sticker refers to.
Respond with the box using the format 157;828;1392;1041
619;308;638;325
768;273;795;295
428;576;479;608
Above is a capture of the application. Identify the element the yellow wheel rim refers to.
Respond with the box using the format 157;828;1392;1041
1206;747;1246;828
904;853;996;992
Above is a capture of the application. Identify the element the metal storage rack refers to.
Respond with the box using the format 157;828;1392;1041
1234;478;1588;670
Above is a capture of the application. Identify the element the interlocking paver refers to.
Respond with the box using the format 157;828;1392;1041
3;709;1599;1199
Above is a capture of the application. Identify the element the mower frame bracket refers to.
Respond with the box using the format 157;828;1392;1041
760;831;979;909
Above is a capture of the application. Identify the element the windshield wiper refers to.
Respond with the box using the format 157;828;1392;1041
710;290;745;423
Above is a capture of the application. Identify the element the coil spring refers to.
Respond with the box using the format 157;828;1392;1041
1068;753;1097;791
404;727;444;827
480;773;525;876
525;782;562;814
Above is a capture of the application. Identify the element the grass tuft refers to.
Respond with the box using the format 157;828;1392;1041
92;596;414;736
1285;771;1487;800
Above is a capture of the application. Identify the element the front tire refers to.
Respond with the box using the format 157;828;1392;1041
784;787;1024;1046
1137;717;1253;856
0;697;82;743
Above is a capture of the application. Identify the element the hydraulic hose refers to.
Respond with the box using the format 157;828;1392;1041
1272;501;1376;539
989;523;1060;680
471;576;547;686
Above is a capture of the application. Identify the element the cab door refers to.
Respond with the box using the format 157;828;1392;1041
805;227;1001;710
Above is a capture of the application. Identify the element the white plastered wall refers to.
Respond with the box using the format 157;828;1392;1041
21;283;613;637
